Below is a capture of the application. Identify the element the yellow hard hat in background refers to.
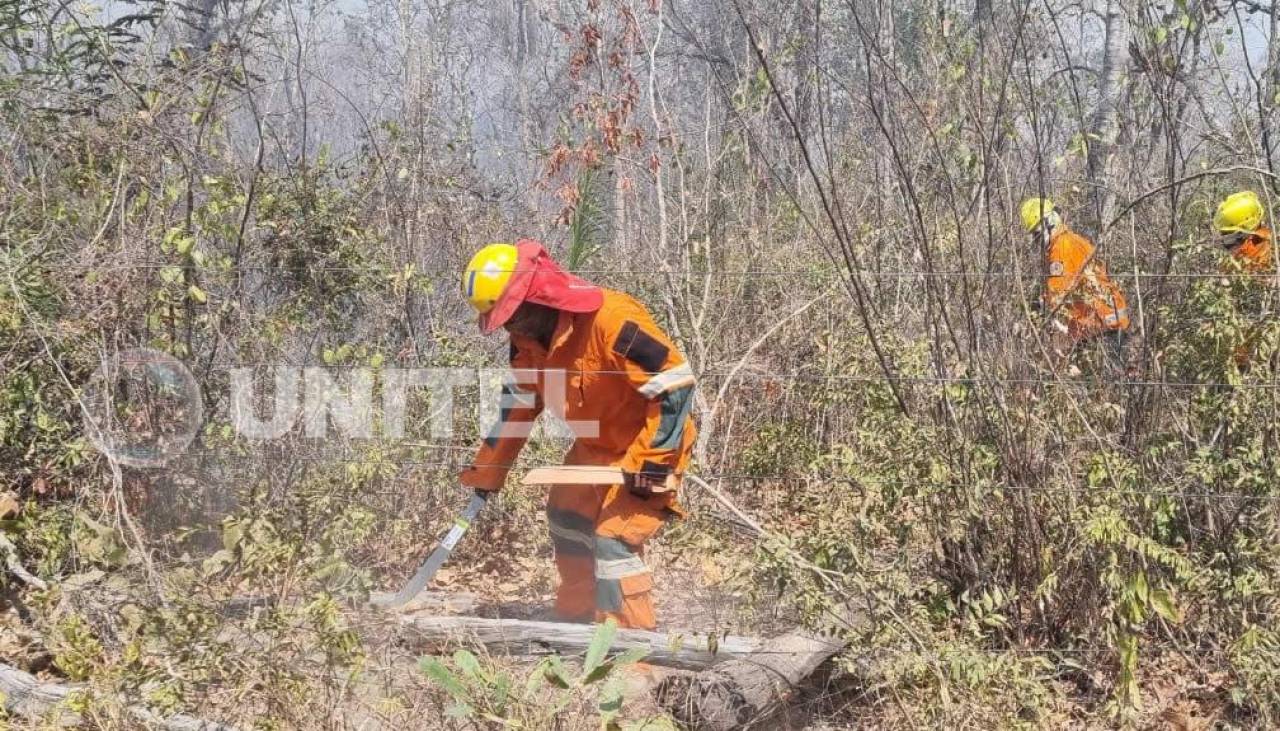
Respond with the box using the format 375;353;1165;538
462;243;519;313
1214;191;1264;234
1019;197;1057;233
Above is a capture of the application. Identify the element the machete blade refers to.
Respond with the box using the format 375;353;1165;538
372;491;489;610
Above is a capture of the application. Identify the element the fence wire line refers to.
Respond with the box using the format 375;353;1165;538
177;451;1280;502
116;360;1280;389
48;261;1280;280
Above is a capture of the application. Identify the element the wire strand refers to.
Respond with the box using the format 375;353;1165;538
174;451;1280;502
119;361;1280;389
47;261;1280;280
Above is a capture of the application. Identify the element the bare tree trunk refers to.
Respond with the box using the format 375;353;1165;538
974;0;994;42
1265;0;1280;174
1086;0;1128;231
184;0;222;50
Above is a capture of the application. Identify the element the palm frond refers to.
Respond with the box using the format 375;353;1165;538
566;168;613;272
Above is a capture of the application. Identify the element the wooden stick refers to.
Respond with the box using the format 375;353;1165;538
0;533;47;590
396;615;759;671
520;466;625;485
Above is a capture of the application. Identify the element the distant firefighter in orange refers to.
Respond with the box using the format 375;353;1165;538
1214;191;1274;273
1020;198;1131;351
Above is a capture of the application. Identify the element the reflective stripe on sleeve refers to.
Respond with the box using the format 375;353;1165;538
637;363;696;399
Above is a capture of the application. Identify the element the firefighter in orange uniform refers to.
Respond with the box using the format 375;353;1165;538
1213;191;1275;367
458;241;696;630
1214;191;1274;273
1020;198;1131;354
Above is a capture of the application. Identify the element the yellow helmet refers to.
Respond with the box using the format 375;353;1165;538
1214;191;1264;234
1019;197;1058;233
462;243;519;313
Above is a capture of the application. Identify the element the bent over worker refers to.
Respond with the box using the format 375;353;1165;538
1214;191;1274;273
458;240;696;630
1020;198;1130;349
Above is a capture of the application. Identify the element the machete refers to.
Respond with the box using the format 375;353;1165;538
375;466;664;609
372;490;490;609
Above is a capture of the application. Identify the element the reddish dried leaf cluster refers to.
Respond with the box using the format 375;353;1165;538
545;0;657;226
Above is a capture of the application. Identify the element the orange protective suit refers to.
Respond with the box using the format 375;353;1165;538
1043;227;1130;342
1226;226;1274;273
1222;228;1274;368
461;289;697;630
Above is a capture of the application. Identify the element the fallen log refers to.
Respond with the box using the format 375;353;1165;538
395;616;760;670
0;661;74;722
653;630;848;730
0;661;238;730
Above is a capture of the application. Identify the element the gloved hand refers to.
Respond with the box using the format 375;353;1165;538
624;469;673;498
459;466;501;494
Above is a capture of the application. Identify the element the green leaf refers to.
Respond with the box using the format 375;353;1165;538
1151;589;1179;622
582;618;618;679
452;649;484;681
491;672;511;713
201;549;234;575
1133;571;1149;605
598;673;625;722
419;656;468;701
221;520;243;551
613;647;649;667
526;658;553;696
444;702;474;719
542;656;572;689
585;648;645;690
622;717;680;731
582;660;615;685
188;285;207;304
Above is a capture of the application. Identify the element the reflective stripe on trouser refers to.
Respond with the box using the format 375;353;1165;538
546;493;599;622
546;481;668;629
593;535;650;614
594;485;668;630
1102;307;1128;327
546;507;594;557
